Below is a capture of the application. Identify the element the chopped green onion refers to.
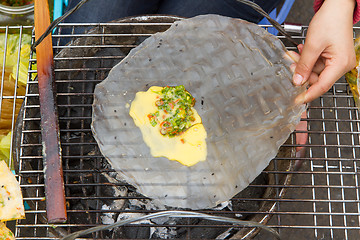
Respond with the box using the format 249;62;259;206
148;85;196;137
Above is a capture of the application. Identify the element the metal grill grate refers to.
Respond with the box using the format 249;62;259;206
7;19;360;239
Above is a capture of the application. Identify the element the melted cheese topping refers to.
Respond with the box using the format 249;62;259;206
129;86;207;166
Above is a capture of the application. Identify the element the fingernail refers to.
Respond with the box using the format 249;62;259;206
293;73;303;85
290;63;296;73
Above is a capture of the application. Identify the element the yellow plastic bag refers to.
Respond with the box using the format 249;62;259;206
0;131;11;163
0;33;34;165
0;33;34;86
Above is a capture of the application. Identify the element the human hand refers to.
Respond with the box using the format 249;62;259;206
293;0;356;104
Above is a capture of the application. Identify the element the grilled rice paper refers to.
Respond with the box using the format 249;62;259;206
0;222;15;240
92;14;306;209
0;161;25;221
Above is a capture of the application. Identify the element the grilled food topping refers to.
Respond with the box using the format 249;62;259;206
129;86;207;166
148;85;196;137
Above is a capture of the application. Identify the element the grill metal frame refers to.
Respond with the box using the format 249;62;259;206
2;20;360;239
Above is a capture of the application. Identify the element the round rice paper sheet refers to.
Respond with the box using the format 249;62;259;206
92;14;306;209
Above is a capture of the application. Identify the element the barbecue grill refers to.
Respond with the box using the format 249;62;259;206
3;17;360;239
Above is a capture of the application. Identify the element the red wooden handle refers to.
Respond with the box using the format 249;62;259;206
34;0;67;223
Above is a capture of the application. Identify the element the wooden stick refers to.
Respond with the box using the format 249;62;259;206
34;0;67;223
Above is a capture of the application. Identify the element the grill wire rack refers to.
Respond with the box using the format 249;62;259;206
2;19;360;239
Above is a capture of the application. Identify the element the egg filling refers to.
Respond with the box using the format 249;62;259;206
129;86;207;166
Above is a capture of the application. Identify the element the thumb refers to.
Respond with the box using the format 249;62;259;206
293;42;323;86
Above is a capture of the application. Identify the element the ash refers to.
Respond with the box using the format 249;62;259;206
99;168;242;239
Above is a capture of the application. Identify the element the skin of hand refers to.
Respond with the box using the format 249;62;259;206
293;0;357;104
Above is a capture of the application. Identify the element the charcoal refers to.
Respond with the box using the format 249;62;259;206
124;226;151;239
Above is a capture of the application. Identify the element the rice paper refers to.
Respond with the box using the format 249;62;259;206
92;14;306;209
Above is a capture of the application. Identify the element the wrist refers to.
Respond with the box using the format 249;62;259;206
324;0;355;9
314;0;358;23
